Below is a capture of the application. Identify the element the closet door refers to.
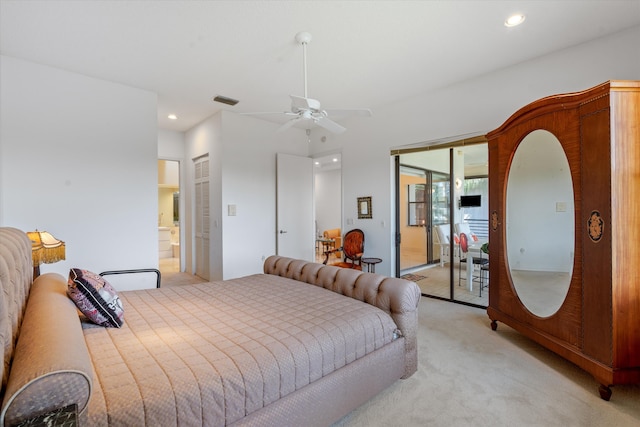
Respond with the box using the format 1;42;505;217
194;155;210;280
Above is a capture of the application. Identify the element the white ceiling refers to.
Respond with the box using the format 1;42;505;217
1;1;639;133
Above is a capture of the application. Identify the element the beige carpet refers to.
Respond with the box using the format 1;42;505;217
158;258;207;287
160;270;207;287
333;297;640;427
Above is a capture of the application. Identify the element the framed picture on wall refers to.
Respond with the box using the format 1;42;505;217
357;196;372;219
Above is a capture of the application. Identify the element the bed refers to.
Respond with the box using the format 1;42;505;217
0;227;420;426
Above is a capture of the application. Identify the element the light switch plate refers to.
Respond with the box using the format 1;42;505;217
228;204;237;216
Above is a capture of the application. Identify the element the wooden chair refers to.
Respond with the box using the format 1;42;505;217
323;229;364;270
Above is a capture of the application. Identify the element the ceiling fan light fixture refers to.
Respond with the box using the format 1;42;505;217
295;31;312;45
505;14;526;27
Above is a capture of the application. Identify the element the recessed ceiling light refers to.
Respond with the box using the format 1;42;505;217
168;114;178;120
505;14;525;27
314;161;320;166
332;158;338;162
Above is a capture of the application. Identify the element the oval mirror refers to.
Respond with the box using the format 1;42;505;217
506;130;574;317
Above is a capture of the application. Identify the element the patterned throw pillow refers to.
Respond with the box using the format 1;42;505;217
67;268;124;327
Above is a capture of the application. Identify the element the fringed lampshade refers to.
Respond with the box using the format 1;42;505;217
27;230;65;277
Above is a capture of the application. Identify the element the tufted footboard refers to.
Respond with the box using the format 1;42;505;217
263;255;421;378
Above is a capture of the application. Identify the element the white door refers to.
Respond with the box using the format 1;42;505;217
194;155;210;280
276;153;314;261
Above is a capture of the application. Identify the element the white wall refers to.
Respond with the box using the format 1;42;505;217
0;55;158;289
314;169;341;236
184;111;308;280
310;25;640;276
158;129;185;159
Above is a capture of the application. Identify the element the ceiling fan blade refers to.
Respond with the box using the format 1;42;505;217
315;116;346;134
277;116;303;132
323;108;372;119
240;111;292;116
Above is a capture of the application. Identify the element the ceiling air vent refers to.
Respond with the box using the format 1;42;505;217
212;95;239;106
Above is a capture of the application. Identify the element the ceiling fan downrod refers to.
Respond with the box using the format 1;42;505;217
295;32;312;99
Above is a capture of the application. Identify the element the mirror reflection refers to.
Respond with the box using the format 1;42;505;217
506;130;574;317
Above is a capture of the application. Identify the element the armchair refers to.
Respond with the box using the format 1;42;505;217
323;229;364;270
322;228;342;250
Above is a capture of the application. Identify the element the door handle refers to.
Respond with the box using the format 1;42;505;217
279;230;288;234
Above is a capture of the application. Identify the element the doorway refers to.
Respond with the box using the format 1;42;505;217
313;153;342;264
399;166;450;271
158;159;181;275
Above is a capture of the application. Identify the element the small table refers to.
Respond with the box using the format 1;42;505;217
361;257;382;273
316;238;335;254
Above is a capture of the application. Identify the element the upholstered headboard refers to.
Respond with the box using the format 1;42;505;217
0;228;93;425
0;228;33;394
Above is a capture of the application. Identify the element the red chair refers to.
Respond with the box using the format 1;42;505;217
323;229;364;270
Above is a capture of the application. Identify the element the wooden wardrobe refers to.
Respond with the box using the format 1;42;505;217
485;80;640;400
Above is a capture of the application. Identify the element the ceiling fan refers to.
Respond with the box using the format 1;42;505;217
242;32;372;134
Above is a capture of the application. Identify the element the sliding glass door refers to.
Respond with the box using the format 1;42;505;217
399;166;451;272
431;172;451;261
394;142;489;308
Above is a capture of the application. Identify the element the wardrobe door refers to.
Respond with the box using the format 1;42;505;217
580;95;612;366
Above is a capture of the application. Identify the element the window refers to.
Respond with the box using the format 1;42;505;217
407;184;427;226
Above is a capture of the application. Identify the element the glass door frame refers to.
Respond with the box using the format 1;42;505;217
399;165;451;271
393;139;488;309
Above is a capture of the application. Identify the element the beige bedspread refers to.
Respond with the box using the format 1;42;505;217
82;273;400;426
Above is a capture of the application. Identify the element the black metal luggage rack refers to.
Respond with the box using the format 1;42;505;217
99;268;161;288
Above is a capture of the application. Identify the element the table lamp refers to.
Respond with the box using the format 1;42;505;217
27;230;66;278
